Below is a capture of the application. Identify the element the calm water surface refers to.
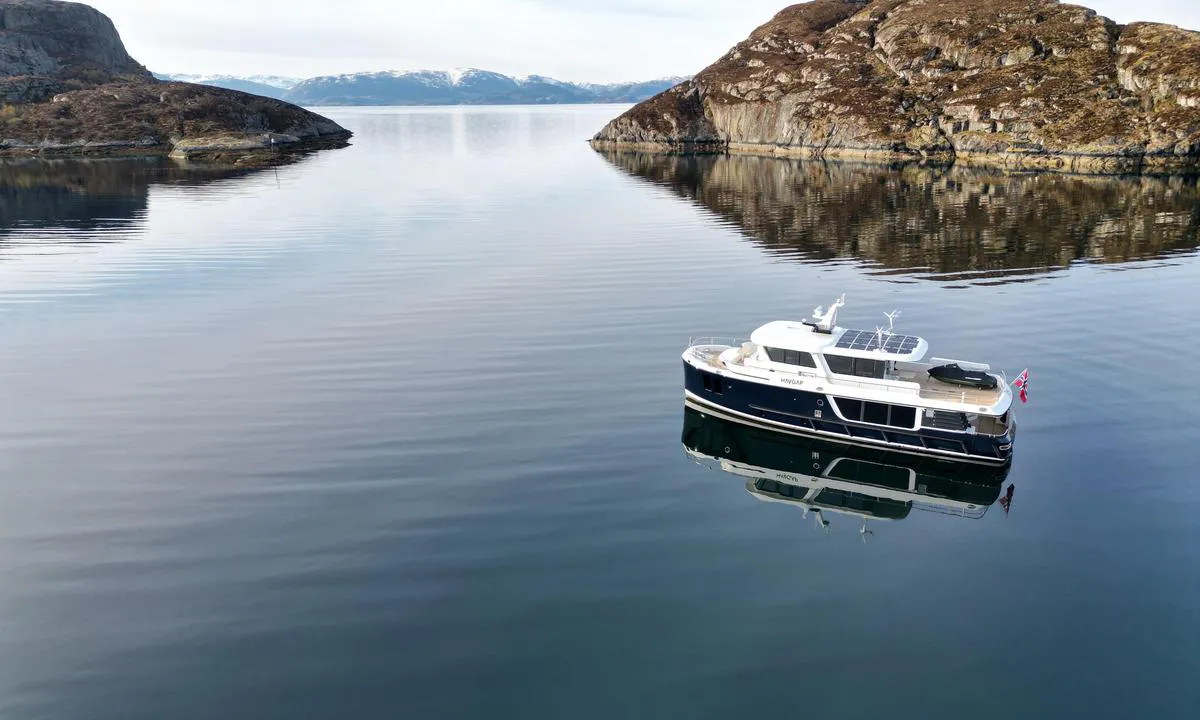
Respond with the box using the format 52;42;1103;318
1;106;1198;719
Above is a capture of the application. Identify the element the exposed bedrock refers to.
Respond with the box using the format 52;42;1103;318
592;0;1200;172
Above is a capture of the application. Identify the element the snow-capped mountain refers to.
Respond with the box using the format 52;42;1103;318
153;68;688;106
162;74;302;89
153;73;303;100
283;69;688;106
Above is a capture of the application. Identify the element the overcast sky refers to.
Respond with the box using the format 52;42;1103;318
85;0;1200;82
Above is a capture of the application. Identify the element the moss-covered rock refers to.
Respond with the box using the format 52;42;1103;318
592;0;1200;173
0;0;350;160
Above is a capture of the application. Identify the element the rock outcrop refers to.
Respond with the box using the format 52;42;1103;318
0;0;148;85
0;0;350;161
592;0;1200;173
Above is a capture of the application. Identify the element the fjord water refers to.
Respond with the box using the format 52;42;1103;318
1;106;1198;719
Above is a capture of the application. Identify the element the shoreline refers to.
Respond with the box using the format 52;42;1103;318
588;139;1200;176
0;134;352;166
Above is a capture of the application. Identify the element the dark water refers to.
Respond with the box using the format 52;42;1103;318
1;106;1198;719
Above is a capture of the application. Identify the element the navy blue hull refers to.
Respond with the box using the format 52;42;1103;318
684;361;1012;465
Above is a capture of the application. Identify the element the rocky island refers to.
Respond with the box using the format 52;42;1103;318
592;0;1200;173
0;0;350;163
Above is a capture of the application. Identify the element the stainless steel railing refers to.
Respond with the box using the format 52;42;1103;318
686;337;746;349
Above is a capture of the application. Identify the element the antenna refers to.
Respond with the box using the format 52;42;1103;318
811;293;846;333
883;309;901;334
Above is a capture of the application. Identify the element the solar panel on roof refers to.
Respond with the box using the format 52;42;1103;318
835;329;920;354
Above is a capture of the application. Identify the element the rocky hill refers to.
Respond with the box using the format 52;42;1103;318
0;0;349;162
592;0;1200;173
0;0;147;81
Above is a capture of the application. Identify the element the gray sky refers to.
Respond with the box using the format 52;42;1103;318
86;0;1200;83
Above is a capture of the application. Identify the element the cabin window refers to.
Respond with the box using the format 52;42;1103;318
887;432;923;446
701;374;723;394
825;354;885;379
825;354;854;375
765;347;816;367
831;398;918;429
889;405;917;429
834;398;864;421
863;401;890;425
854;359;886;379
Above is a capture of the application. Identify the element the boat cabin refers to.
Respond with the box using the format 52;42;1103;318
718;318;1010;419
746;320;929;382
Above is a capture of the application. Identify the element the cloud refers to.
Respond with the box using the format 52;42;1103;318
84;0;1200;82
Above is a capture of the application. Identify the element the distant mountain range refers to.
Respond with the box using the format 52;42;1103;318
155;69;688;106
152;73;301;100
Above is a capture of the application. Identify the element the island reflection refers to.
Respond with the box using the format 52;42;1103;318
601;151;1200;284
0;156;308;242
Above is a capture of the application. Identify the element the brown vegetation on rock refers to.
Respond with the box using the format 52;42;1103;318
1;82;349;159
592;0;1200;172
0;0;349;160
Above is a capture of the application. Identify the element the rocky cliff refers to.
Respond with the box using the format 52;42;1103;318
0;0;350;162
592;0;1200;173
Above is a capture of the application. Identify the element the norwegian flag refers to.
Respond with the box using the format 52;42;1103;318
1012;368;1030;403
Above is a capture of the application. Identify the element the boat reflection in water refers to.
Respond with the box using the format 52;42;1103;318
682;406;1011;536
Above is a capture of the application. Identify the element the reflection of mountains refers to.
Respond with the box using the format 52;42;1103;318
0;157;297;241
603;151;1200;282
682;407;1008;534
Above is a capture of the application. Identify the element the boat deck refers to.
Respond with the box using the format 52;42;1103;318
903;371;1004;407
687;344;1005;410
689;346;727;369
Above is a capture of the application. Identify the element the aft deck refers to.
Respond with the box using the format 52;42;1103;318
904;370;1005;407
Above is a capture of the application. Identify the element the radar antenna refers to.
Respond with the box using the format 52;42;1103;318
811;293;846;333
